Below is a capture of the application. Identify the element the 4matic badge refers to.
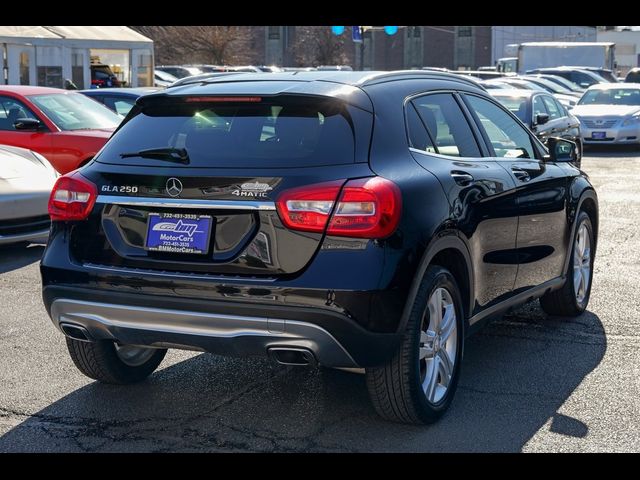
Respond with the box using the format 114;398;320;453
231;181;273;198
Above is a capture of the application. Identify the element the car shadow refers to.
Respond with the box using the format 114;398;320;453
0;302;605;452
0;243;45;275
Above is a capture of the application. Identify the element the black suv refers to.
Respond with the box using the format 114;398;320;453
41;71;598;424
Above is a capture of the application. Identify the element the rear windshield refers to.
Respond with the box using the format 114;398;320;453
96;95;357;168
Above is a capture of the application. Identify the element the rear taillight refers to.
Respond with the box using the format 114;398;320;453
276;181;343;233
276;177;402;239
48;172;97;221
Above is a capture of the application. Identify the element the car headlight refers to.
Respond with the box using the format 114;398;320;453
622;115;640;127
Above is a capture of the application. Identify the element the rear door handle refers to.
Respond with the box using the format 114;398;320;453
511;167;530;182
451;171;474;186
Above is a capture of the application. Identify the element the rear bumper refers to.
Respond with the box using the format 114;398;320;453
50;298;359;367
43;285;403;368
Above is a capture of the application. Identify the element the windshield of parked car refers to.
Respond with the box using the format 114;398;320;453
492;96;528;123
28;93;121;130
578;88;640;106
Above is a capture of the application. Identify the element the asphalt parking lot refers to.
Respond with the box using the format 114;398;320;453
1;147;639;452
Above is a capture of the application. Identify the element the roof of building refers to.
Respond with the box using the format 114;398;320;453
0;26;152;43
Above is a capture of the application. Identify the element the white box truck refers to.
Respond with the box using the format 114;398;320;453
497;42;616;74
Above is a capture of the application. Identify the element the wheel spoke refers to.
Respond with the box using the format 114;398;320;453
573;268;582;293
439;304;456;344
582;247;591;265
430;290;443;330
424;356;439;402
581;267;589;294
577;228;585;257
438;350;453;388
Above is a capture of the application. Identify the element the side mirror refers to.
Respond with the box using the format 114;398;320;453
13;118;44;131
535;113;550;125
546;137;577;163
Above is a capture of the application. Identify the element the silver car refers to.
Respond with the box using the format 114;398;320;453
572;83;640;145
0;144;57;246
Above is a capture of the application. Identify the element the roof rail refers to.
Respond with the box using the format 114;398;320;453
357;70;486;89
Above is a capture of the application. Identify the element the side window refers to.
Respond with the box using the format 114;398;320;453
541;95;562;120
0;96;39;131
532;96;547;118
556;100;569;117
464;94;537;160
411;93;481;157
405;102;436;152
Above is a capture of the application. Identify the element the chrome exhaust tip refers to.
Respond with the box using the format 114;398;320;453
268;347;318;367
59;323;93;342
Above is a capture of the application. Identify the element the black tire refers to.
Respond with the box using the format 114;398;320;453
365;266;465;424
540;211;594;317
66;338;167;384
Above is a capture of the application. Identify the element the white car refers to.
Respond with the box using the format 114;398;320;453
572;83;640;145
0;145;57;246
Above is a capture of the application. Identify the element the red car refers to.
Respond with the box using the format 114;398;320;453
0;86;122;174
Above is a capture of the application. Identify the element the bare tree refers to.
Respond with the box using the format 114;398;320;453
130;26;253;65
292;26;349;67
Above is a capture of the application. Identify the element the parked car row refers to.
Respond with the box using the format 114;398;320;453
0;67;606;428
489;89;583;167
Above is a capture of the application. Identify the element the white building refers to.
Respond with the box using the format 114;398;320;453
0;26;154;89
491;26;597;64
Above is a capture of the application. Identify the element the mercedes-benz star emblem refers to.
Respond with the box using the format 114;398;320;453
166;178;183;197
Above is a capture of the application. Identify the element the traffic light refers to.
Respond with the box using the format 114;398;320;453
384;26;398;35
331;26;345;35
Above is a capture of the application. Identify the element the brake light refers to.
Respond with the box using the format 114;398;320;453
276;181;343;233
275;177;402;239
185;96;262;103
48;172;97;221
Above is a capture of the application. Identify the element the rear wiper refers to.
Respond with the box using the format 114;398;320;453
120;147;190;164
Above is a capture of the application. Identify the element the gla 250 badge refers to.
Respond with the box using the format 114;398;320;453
101;185;139;194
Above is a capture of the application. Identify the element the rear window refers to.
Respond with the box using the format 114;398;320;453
96;95;359;168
